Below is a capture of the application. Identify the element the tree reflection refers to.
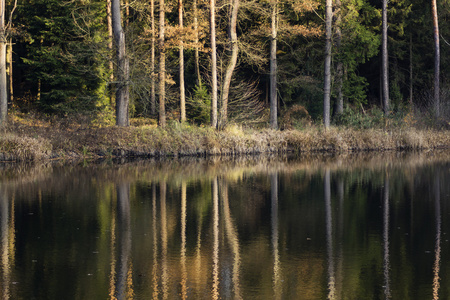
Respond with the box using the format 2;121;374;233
220;178;242;299
180;181;188;299
383;176;391;299
432;170;441;300
325;169;336;300
0;187;14;300
212;177;219;300
113;183;134;299
271;173;281;300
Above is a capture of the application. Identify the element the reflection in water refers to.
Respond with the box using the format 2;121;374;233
220;179;242;299
180;182;188;299
433;171;441;300
0;187;14;300
271;173;281;300
151;183;159;299
0;154;449;299
212;177;219;300
325;169;336;300
115;183;134;299
383;177;391;299
161;181;168;300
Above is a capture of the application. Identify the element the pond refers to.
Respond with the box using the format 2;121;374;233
0;152;449;299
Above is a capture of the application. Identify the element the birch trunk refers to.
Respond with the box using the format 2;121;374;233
219;0;239;128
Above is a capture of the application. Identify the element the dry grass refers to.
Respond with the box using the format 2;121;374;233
0;113;449;162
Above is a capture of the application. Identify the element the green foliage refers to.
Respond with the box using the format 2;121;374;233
333;106;384;129
187;84;211;125
17;0;109;115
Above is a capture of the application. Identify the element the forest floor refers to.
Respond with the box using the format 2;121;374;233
1;112;450;162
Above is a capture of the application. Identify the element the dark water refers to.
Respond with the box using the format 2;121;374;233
0;152;450;299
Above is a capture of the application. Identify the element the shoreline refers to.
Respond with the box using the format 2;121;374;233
1;119;450;162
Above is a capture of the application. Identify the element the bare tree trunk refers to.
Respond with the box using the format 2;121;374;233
210;0;218;128
150;0;156;116
194;0;201;86
431;0;440;117
159;0;166;127
269;0;278;129
382;0;389;115
112;0;130;126
179;0;186;122
219;0;239;129
409;34;413;105
0;0;7;124
107;0;114;106
335;0;343;115
323;0;332;128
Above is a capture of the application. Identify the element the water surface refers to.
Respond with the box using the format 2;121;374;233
0;152;449;299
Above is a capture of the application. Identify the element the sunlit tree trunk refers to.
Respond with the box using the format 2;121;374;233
179;0;186;122
107;0;114;106
159;0;166;127
193;0;201;86
150;0;156;115
382;0;389;115
323;0;332;128
269;0;278;129
431;0;440;117
112;0;130;126
0;0;8;124
219;0;239;129
210;0;218;128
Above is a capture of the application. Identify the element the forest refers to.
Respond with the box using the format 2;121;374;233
0;0;449;130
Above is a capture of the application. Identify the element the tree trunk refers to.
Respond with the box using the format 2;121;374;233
150;0;156;116
323;0;332;129
112;0;130;126
409;34;413;105
269;0;278;129
194;0;201;86
335;0;343;115
431;0;440;117
107;0;114;106
0;0;7;124
210;0;218;128
179;0;186;122
159;0;166;127
382;0;389;115
219;0;239;129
